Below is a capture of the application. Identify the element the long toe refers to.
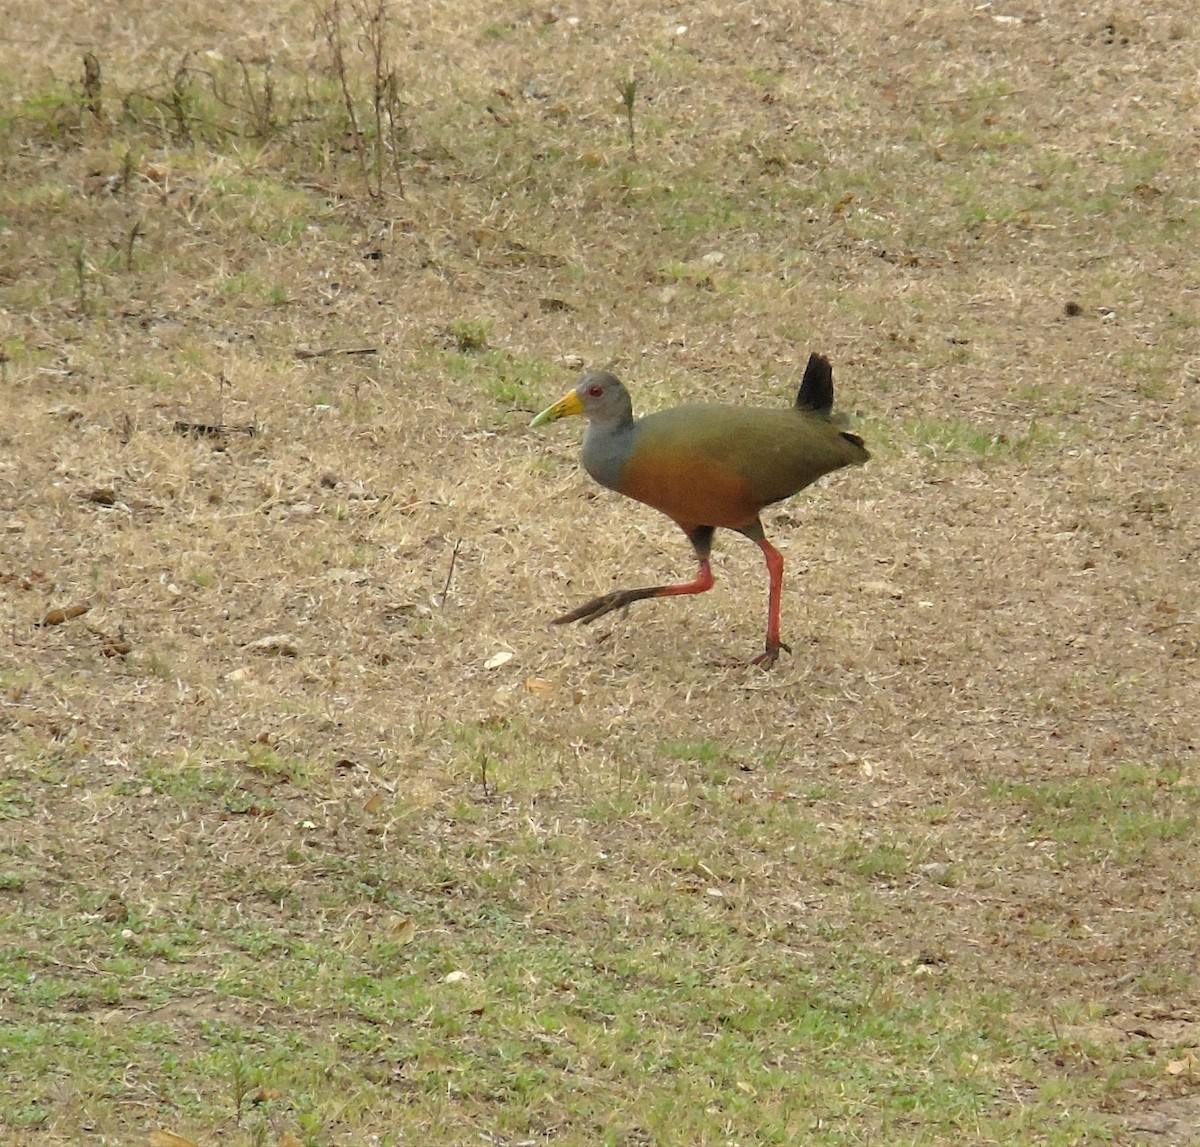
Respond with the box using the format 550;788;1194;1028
750;639;792;669
553;591;634;626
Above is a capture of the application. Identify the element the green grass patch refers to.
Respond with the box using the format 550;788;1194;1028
440;346;556;409
0;849;1110;1144
990;764;1200;860
905;417;1054;460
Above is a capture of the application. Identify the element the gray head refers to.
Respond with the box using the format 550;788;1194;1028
530;370;634;429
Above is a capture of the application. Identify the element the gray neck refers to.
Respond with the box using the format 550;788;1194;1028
581;418;634;493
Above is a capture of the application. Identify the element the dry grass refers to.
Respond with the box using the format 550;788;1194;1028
2;1;1199;1144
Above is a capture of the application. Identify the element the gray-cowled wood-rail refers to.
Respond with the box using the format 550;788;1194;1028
530;353;869;668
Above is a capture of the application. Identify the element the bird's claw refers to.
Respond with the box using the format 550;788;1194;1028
553;591;637;627
750;640;791;669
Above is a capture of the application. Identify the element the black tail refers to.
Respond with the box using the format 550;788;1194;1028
795;352;834;418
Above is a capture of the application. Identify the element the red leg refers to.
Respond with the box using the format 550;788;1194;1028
750;536;791;668
554;526;716;627
651;558;714;598
554;558;713;625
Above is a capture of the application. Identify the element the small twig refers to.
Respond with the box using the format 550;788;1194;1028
172;420;256;439
618;73;638;160
118;146;140;195
439;537;462;608
294;346;378;359
1047;1010;1062;1045
69;240;89;314
215;371;230;429
125;219;143;271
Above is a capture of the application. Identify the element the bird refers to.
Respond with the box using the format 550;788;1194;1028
530;352;869;667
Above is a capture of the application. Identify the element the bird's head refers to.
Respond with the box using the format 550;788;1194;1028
531;371;633;428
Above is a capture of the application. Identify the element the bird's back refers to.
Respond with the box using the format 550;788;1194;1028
600;404;867;532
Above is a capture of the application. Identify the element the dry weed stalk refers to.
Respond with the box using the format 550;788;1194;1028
124;218;143;271
81;52;103;121
69;240;89;314
316;0;406;197
168;54;194;141
237;57;278;139
618;73;638;160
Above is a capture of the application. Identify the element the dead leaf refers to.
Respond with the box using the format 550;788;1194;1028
862;579;904;599
245;634;299;657
388;916;416;945
95;629;133;657
241;804;276;818
48;404;83;423
148;1132;200;1147
363;792;384;815
484;650;514;669
40;603;90;627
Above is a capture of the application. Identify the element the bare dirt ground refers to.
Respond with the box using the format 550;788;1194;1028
2;1;1198;1144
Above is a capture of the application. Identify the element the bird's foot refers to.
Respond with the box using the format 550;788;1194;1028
553;588;652;626
750;639;792;669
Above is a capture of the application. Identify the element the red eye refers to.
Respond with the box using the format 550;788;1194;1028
587;384;604;398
